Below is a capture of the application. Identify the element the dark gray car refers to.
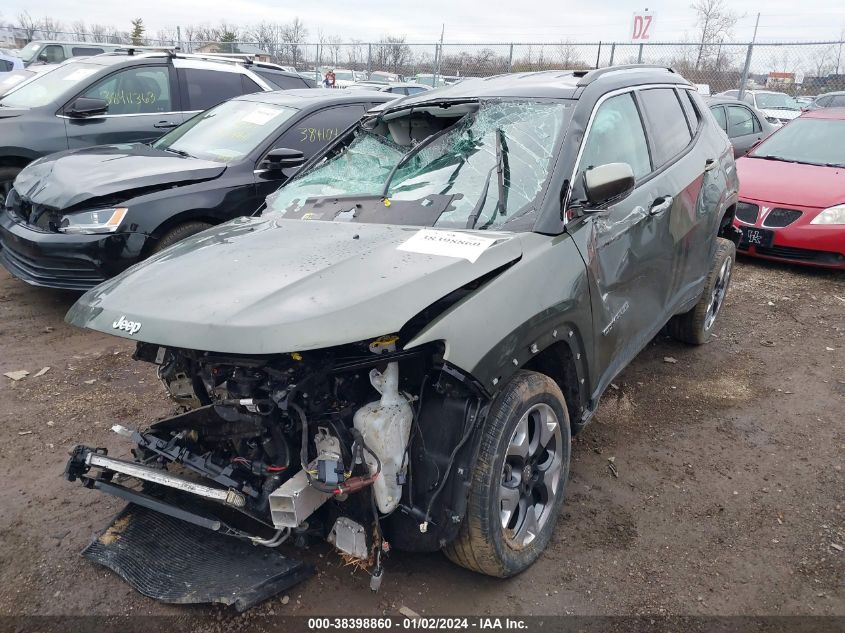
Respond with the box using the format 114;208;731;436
63;66;740;606
806;91;845;110
0;52;313;207
706;96;777;157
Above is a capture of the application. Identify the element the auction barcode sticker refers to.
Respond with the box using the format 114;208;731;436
397;229;498;263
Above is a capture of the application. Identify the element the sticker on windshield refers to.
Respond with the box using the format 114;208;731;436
397;229;498;263
242;107;280;125
62;68;98;82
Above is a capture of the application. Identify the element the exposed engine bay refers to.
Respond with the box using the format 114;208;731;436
66;334;487;591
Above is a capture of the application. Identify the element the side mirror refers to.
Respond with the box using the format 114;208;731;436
583;162;635;207
261;147;305;171
66;97;109;118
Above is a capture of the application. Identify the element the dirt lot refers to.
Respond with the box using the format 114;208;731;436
0;258;842;619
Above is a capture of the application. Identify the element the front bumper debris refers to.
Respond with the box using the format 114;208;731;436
83;503;313;611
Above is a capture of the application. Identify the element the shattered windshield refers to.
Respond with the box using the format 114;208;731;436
266;100;570;229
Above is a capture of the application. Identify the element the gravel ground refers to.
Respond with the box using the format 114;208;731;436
0;257;842;621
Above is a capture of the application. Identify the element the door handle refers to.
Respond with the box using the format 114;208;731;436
153;121;178;129
705;157;718;171
649;195;673;216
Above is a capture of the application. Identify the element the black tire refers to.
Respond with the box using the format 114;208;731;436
668;237;735;345
0;167;22;208
443;370;571;577
151;221;213;254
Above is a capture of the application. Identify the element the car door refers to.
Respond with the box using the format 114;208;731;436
253;103;369;199
639;88;715;304
725;104;762;156
568;90;674;390
64;64;181;148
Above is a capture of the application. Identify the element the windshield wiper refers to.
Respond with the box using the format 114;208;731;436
465;166;495;229
466;128;507;230
754;155;796;163
163;147;192;158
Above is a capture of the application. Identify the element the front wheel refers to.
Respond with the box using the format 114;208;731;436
443;370;571;577
668;237;735;345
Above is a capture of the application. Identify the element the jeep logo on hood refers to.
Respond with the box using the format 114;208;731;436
112;315;142;335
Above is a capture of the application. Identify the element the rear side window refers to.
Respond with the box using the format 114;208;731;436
179;68;248;111
638;88;692;166
406;87;427;95
577;92;651;180
270;105;367;159
71;47;104;57
831;95;845;107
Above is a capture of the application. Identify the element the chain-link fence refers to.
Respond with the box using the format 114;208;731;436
3;26;844;95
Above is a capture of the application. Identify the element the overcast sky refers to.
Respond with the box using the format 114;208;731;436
1;0;844;43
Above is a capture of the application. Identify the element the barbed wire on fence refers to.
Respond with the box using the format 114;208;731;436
2;26;844;95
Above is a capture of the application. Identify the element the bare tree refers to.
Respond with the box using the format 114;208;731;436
71;20;87;42
346;38;364;69
280;17;307;68
376;35;410;73
692;0;738;70
89;23;108;42
155;27;178;47
17;11;39;42
326;34;342;67
250;22;284;62
39;17;64;40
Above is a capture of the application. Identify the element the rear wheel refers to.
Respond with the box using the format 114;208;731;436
443;370;571;577
668;237;735;345
0;167;22;208
151;221;213;254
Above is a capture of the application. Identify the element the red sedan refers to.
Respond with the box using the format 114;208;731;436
734;108;845;269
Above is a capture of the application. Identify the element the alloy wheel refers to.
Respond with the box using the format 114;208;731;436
705;256;732;331
499;403;563;550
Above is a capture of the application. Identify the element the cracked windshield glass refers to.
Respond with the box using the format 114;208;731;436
266;101;570;229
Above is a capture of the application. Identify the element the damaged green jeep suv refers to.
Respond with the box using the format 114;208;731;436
63;65;740;607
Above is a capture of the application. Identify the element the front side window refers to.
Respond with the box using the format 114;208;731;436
82;66;172;115
831;95;845;107
577;92;651;181
38;45;65;64
267;100;571;230
179;68;248;111
638;88;693;166
0;62;102;108
153;99;297;163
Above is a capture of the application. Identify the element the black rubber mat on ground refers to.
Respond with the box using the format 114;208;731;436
83;503;313;611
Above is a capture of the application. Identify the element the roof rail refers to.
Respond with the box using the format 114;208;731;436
575;64;676;87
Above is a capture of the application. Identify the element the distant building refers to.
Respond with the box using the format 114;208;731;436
767;71;796;88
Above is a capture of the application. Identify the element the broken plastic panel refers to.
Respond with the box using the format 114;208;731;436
266;101;570;229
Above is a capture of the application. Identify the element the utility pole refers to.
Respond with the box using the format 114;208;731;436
738;12;760;101
434;23;444;85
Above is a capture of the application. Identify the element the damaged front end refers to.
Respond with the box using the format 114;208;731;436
65;334;487;607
